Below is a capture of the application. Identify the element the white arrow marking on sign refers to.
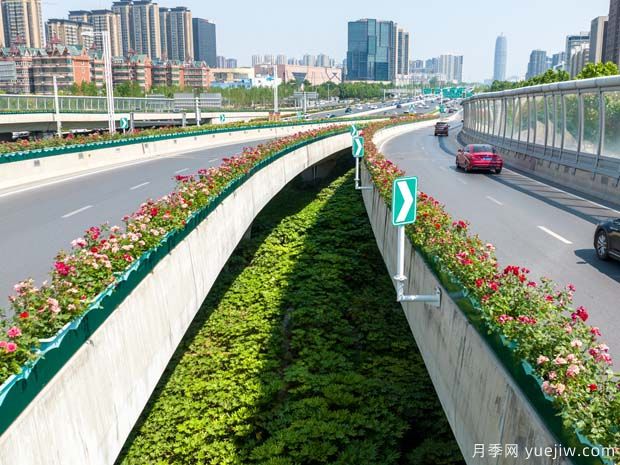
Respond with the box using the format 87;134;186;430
396;180;414;223
354;138;363;156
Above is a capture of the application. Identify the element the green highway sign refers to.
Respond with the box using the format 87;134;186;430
119;117;129;130
219;114;226;123
439;104;446;113
352;136;364;158
392;177;418;226
350;124;359;137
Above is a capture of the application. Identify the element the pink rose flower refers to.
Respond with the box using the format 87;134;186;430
6;327;21;338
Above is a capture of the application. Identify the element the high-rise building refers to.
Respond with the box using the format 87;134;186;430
112;1;133;56
526;49;548;79
167;7;192;61
590;16;608;63
0;5;4;47
2;0;43;48
565;32;590;71
551;51;566;69
425;57;439;73
276;54;286;65
252;54;261;66
493;34;507;81
46;19;94;48
316;53;330;67
132;0;161;59
216;55;225;68
225;58;237;68
346;18;397;81
439;54;463;83
192;18;216;67
396;28;410;75
158;7;170;59
70;10;122;57
606;0;620;65
264;54;274;64
569;43;590;77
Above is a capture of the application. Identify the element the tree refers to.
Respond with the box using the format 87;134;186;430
576;61;619;80
114;82;144;98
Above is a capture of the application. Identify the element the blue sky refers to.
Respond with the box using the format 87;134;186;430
49;0;610;82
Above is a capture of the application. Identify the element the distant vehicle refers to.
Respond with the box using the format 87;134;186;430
403;110;410;115
327;113;337;118
594;219;620;261
456;144;503;174
370;105;378;109
448;108;457;114
434;122;449;136
396;103;403;109
345;107;353;114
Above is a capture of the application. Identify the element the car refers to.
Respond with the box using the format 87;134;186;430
448;108;457;114
370;105;378;109
594;219;620;261
344;107;353;114
396;103;403;109
434;122;449;136
456;144;503;174
327;113;337;118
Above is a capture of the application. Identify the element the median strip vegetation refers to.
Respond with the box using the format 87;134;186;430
363;120;620;462
117;171;464;465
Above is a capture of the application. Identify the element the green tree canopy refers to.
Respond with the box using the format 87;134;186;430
576;61;619;79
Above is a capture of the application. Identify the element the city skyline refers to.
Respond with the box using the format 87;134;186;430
43;0;609;81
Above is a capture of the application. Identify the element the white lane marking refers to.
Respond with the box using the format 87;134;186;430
208;158;218;162
62;205;93;219
439;166;449;172
537;226;573;245
130;182;150;190
174;168;189;174
486;196;504;206
457;178;468;185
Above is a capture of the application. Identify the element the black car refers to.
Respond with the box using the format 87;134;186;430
345;107;353;114
434;122;449;136
595;219;620;261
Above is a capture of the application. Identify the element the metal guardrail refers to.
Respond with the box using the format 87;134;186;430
0;94;252;114
462;75;620;177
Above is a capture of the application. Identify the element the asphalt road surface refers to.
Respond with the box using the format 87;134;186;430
0;136;275;306
381;117;620;361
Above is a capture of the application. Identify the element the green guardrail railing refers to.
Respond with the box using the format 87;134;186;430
0;128;349;435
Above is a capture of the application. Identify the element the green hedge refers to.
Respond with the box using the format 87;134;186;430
117;172;465;465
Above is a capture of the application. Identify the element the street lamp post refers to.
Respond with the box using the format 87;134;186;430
52;75;62;138
273;65;279;116
84;30;115;134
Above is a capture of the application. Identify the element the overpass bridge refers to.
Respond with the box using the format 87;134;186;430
0;117;613;465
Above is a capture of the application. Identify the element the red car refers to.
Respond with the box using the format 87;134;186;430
456;144;503;174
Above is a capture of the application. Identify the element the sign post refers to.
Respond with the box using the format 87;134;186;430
352;135;371;191
391;176;441;306
219;114;226;123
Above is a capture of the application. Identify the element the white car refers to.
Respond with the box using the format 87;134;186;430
370;105;378;109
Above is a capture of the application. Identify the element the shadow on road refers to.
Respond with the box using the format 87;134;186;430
574;249;620;283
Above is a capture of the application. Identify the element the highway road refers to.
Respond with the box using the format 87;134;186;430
0;136;276;306
381;116;620;362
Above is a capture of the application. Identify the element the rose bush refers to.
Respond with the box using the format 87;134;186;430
362;119;620;459
0;124;352;382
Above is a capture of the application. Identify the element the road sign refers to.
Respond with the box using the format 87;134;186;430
352;136;364;158
119;117;129;130
439;104;446;113
392;177;418;226
219;114;226;123
350;124;359;137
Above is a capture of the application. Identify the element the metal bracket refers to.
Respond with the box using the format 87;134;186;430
393;226;442;307
354;157;373;190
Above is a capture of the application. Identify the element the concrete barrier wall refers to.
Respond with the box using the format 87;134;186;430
0;133;351;465
461;130;620;206
359;162;570;465
0;123;347;191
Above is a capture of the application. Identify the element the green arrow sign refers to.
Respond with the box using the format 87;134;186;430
119;117;129;130
350;124;359;137
219;114;226;123
352;136;364;158
392;177;418;226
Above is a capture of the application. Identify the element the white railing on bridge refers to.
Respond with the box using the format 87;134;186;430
462;75;620;176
